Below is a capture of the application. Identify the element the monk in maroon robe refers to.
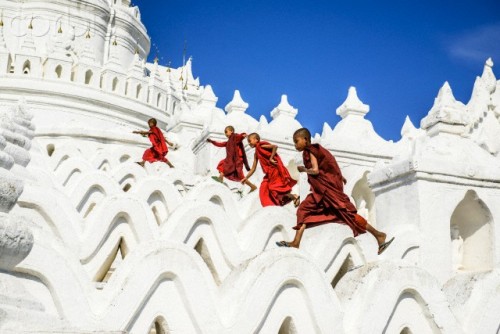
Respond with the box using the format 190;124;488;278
242;133;299;206
207;126;257;191
276;128;394;254
133;118;174;168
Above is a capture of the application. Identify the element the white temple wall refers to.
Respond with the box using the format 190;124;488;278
373;175;499;283
0;1;111;64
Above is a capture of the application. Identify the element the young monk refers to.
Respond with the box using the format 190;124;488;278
276;128;394;255
133;118;175;168
242;133;299;207
207;126;257;191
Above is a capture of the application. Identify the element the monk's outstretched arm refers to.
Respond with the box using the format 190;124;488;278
298;153;319;175
133;130;152;136
207;138;227;147
241;153;258;183
165;137;175;146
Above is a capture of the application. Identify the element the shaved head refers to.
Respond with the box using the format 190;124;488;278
293;128;311;142
248;133;260;140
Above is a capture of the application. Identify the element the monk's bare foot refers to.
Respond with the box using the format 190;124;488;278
249;185;257;193
376;232;387;247
211;176;222;183
276;241;299;248
378;237;395;255
135;161;145;167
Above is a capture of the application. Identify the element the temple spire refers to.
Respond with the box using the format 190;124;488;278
225;90;249;114
270;95;298;119
421;82;467;136
336;86;370;119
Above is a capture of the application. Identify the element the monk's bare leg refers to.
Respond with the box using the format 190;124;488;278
288;223;306;248
365;223;386;247
136;161;145;167
244;179;257;192
285;193;300;207
165;159;174;168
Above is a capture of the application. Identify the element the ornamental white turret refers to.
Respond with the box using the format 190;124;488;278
263;95;302;141
421;82;468;137
199;85;218;107
336;86;370;119
270;95;298;119
225;90;249;114
323;86;393;157
481;58;496;94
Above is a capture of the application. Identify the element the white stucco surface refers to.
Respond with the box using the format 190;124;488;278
0;1;499;333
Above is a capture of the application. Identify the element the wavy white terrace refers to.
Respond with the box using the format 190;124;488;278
0;1;500;333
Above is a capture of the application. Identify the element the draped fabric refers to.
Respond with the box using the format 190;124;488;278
295;144;367;236
142;126;169;163
255;141;297;206
210;133;250;181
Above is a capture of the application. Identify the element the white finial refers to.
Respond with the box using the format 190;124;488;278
270;94;298;119
256;115;269;130
437;81;455;105
225;90;249;114
481;58;496;93
336;86;370;119
401;116;417;137
421;81;467;135
486;57;494;68
321;122;333;138
200;85;218;104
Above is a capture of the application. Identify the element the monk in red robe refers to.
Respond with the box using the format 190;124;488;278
133;118;174;168
242;133;299;207
207;126;257;191
276;128;394;254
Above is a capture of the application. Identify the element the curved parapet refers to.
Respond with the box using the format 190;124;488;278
336;262;463;334
17;234;349;333
444;270;500;334
219;249;344;334
185;180;244;221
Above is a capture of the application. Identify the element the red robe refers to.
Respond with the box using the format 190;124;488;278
255;141;297;206
209;133;250;181
295;144;367;236
142;126;170;163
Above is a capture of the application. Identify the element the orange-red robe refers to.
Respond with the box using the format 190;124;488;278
295;144;367;236
255;141;297;206
142;126;170;163
209;133;250;182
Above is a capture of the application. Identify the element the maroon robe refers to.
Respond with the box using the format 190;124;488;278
295;144;367;236
255;141;297;206
209;133;250;181
142;126;170;163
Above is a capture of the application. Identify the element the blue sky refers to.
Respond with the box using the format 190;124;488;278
133;0;500;141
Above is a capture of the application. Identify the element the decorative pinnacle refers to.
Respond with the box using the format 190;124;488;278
336;86;370;119
486;57;494;68
166;61;171;72
28;17;33;30
112;38;117;46
58;23;63;34
0;12;3;27
85;29;91;39
154;56;159;64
